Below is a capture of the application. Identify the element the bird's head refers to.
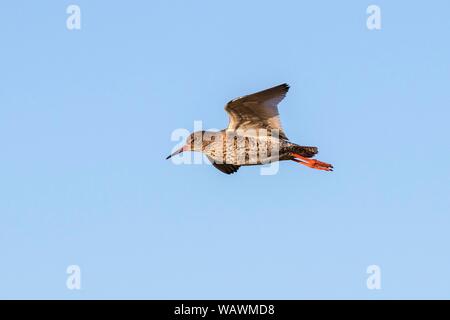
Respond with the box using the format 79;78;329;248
166;130;207;160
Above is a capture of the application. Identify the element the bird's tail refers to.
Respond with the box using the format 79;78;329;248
289;145;318;158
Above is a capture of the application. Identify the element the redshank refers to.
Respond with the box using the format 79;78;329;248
166;83;333;174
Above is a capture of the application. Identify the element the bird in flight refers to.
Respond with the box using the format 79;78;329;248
166;83;333;174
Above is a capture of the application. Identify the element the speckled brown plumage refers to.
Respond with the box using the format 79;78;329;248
167;83;333;174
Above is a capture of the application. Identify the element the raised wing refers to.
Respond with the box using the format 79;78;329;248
224;83;290;140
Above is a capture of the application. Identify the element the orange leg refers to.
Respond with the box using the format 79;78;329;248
291;153;333;171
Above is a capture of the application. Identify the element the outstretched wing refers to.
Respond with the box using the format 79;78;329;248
224;83;290;140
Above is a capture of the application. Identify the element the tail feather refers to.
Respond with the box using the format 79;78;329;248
290;145;318;158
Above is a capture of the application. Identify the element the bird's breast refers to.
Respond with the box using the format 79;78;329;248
203;134;283;166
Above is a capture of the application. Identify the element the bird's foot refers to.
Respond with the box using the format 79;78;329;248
291;153;334;171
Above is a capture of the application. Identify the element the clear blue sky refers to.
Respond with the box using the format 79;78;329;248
1;0;449;299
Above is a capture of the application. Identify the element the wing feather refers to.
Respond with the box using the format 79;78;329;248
207;156;240;174
224;83;290;140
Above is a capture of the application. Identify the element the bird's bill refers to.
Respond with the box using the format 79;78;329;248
166;145;188;160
